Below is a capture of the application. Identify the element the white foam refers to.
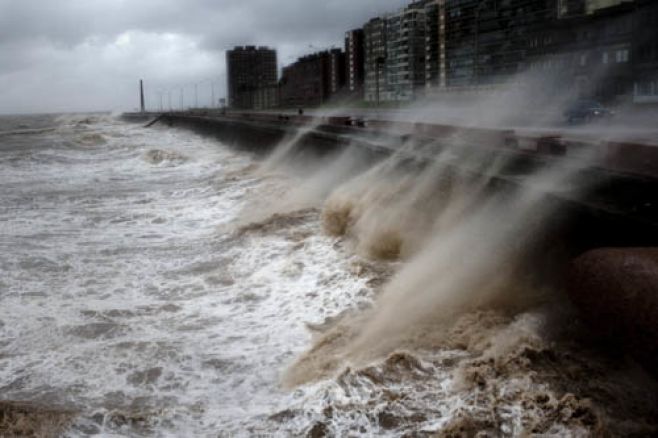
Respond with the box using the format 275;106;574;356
0;117;375;436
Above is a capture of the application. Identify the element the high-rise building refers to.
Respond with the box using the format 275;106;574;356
357;0;646;105
226;46;278;110
482;0;559;86
363;17;388;102
586;0;634;14
363;2;430;103
445;0;478;88
327;48;346;98
385;1;428;101
444;0;560;88
437;0;448;89
345;29;365;98
525;0;635;102
424;0;446;92
558;0;587;17
279;49;346;108
633;0;658;103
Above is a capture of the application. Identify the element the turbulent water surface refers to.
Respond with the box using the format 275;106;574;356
0;114;656;437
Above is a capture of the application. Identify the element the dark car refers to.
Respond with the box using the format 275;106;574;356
564;100;614;124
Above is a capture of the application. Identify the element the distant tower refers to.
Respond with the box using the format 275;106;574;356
139;79;145;113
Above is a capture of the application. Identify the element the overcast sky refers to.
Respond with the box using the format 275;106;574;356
0;0;411;115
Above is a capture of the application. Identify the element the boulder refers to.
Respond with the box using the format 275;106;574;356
568;248;658;374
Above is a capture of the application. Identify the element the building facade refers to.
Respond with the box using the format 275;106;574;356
384;1;428;101
558;0;587;17
525;1;635;103
445;0;478;88
327;48;347;99
226;46;278;110
345;29;365;99
363;2;434;103
424;0;446;92
225;0;651;108
632;0;658;104
571;3;634;102
586;0;633;14
363;17;388;102
279;49;346;108
440;0;640;102
444;0;558;88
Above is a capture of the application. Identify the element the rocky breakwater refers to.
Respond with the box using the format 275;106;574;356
568;248;658;375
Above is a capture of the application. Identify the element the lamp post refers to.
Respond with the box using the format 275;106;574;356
375;55;386;106
139;80;145;113
157;90;164;112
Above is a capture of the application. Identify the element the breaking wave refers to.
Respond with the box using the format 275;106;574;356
276;132;658;435
0;401;76;438
280;306;658;436
0;127;57;137
2;112;657;436
143;149;188;166
77;133;107;146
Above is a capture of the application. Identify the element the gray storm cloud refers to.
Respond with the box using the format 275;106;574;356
0;0;408;114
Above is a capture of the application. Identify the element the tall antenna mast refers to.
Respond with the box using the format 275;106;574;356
139;79;145;112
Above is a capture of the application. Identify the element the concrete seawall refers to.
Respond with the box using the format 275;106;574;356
123;111;658;250
123;110;658;376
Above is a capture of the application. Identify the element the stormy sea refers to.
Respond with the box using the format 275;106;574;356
0;113;656;437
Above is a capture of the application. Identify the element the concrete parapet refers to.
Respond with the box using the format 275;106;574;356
162;114;289;153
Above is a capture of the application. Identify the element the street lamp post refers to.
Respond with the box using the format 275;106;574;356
375;55;386;106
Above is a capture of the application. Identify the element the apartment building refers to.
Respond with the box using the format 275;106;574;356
384;1;428;101
345;29;365;98
226;46;278;109
279;49;346;108
424;0;447;93
363;17;388;102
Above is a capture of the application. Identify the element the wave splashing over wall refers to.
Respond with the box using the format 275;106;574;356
309;137;588;362
280;134;658;436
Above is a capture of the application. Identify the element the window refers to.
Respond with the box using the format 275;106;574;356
602;52;608;64
580;54;587;66
616;49;629;63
